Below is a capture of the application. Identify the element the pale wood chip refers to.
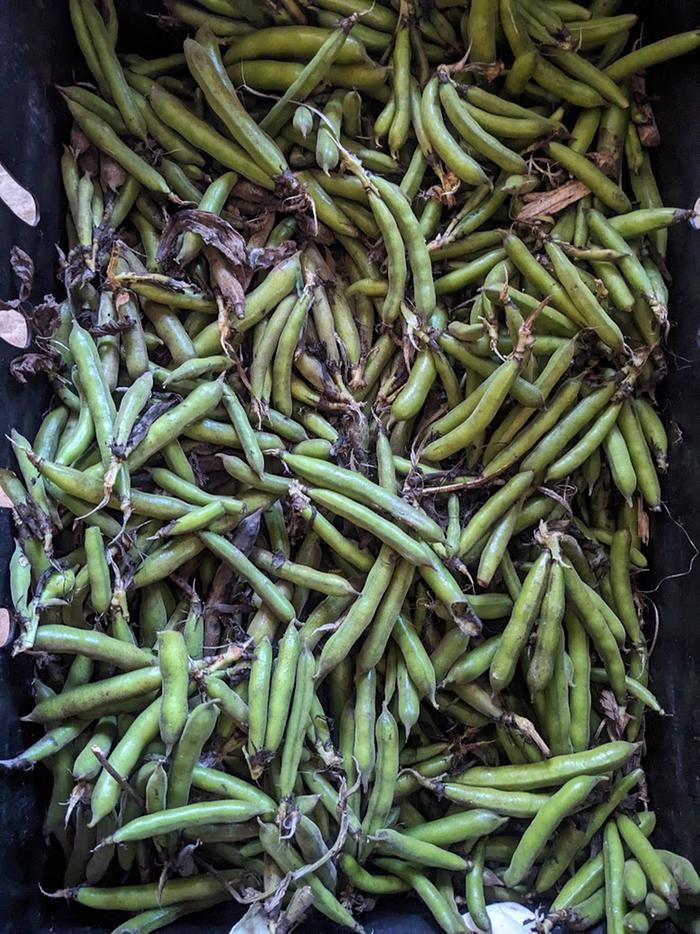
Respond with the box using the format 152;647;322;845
516;180;591;222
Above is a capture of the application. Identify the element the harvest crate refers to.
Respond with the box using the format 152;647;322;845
0;1;697;930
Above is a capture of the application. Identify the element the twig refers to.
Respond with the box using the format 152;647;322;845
90;746;144;810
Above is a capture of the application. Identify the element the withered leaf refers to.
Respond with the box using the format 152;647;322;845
425;176;460;207
270;550;286;571
28;297;61;339
468;60;505;82
246;212;276;239
126;397;178;452
452;601;483;637
114;272;205;299
204;564;234;614
599;688;633;741
247;242;296;271
91;318;133;337
204;245;245;319
9;352;58;383
630;75;661;148
63;245;98;291
158;210;248;269
638;120;661;149
630;74;647;98
10;247;34;301
16;501;52;544
232;177;308;216
173;842;200;878
230;180;286;210
588;151;617;177
230;510;262;555
296;214;335;244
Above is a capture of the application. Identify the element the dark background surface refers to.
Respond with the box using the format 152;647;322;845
0;0;697;930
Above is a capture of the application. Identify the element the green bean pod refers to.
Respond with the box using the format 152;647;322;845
158;630;189;752
184;29;291;184
421;77;490;187
264;623;301;754
504;775;605;886
618;401;661;509
278;647;315;798
439;76;527;175
490;548;551;694
283;44;375;112
361;702;399;842
617;814;679;907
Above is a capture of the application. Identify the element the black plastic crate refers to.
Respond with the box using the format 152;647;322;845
0;1;697;930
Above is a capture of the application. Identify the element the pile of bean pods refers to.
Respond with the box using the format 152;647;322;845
1;0;699;931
